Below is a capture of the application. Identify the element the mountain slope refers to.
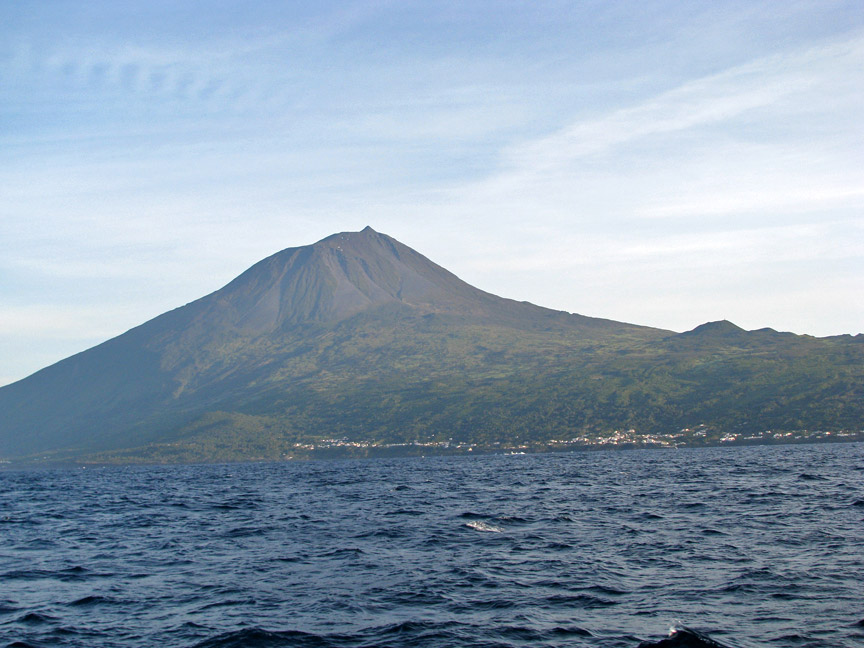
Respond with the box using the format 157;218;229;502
0;227;660;460
0;227;861;463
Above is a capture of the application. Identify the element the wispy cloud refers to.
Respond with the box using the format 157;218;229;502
1;4;862;385
500;34;863;178
398;33;864;334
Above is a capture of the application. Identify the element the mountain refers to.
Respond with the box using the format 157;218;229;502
1;227;862;463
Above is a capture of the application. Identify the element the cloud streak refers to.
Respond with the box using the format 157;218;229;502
402;33;864;335
502;35;863;176
1;3;862;385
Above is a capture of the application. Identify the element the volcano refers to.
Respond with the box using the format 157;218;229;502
1;227;861;463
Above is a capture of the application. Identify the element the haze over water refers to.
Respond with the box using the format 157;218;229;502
2;443;863;648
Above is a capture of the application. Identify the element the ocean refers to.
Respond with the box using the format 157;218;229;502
1;443;862;648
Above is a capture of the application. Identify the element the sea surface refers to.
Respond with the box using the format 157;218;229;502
1;443;863;648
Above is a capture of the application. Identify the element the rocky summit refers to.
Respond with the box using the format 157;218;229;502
1;228;862;463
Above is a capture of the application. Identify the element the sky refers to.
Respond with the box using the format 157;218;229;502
1;1;863;386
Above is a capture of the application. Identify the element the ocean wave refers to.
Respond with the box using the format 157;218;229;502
3;444;862;648
191;628;333;648
16;611;59;625
189;621;600;648
638;625;735;647
464;520;502;533
544;593;617;608
190;622;474;648
68;595;117;607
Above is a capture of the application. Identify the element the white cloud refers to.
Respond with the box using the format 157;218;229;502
1;7;863;387
505;36;864;168
387;34;864;336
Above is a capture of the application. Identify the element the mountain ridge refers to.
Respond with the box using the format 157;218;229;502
1;228;862;463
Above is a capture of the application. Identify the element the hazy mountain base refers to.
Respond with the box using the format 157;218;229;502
73;420;864;465
36;319;864;465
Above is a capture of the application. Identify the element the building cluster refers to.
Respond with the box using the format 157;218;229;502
718;429;859;443
287;425;863;456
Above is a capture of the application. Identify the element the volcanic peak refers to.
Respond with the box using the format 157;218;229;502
205;226;486;333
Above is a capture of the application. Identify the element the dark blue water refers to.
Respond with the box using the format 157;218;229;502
2;443;863;648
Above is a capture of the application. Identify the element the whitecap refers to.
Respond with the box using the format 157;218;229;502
465;520;502;533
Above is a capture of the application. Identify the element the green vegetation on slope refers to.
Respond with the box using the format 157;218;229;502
2;228;862;464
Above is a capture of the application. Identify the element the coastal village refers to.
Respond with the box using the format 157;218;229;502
287;426;864;459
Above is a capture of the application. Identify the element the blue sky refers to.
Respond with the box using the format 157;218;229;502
1;1;862;386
